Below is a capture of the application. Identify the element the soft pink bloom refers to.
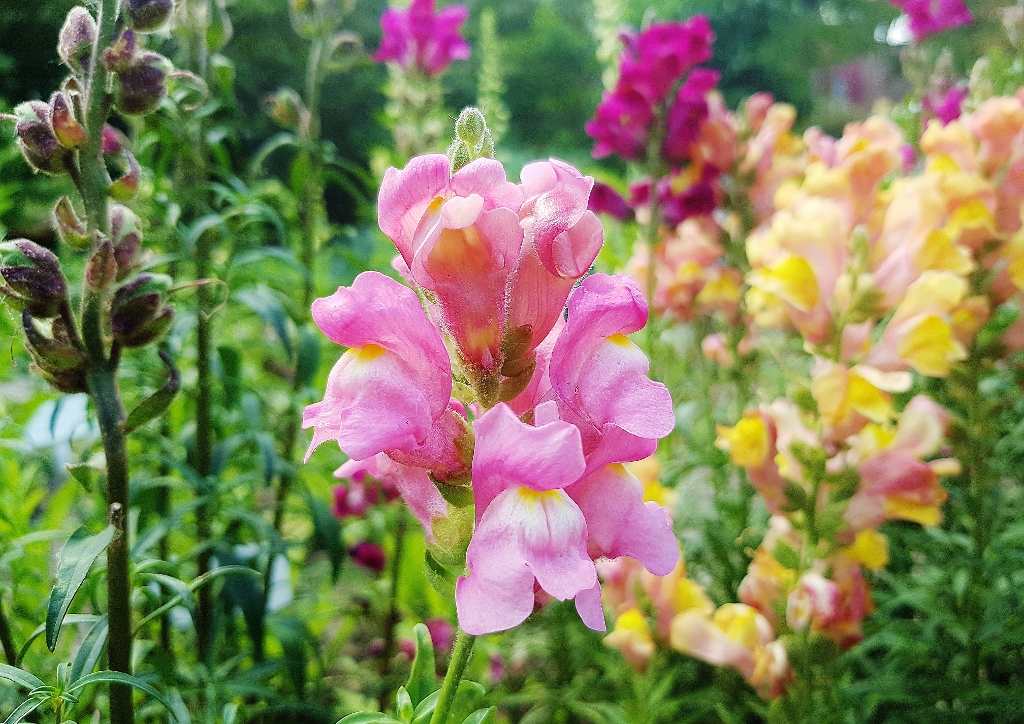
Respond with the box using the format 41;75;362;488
548;274;675;473
786;571;840;632
889;0;973;42
372;0;471;76
455;404;595;635
662;68;720;163
302;271;453;461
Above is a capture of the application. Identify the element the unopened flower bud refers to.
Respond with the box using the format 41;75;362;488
53;196;91;250
102;125;128;154
85;240;117;288
108;150;141;200
13;101;69;175
49;92;87;148
111;273;174;347
103;29;139;72
349;541;386;573
24;312;89;394
113;52;169;115
266;87;306;130
455;107;486;148
126;0;174;33
109;204;143;278
58;7;97;71
0;240;68;318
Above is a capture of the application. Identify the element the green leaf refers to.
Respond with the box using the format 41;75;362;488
295;324;322;388
412;681;485;724
3;694;48;724
335;715;402;724
16;615;100;665
772;539;801;571
70;617;108;682
305;493;344;582
234;285;293;358
123;350;180;435
423;549;456;598
46;526;115;651
396;686;414;722
0;664;46;691
462;708;497;724
434;481;474;508
216;345;243;407
405;623;437;707
67;671;177;721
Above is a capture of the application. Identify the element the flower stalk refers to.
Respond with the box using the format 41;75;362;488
428;630;476;724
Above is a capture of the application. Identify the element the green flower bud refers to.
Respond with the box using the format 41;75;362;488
109;204;144;279
53;196;91;250
58;7;97;72
126;0;174;33
49;92;86;149
266;87;306;130
455;107;486;149
103;29;139;72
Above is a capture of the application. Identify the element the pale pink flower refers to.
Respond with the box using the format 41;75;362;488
455;403;595;635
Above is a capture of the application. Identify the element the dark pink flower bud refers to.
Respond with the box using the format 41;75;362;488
424;618;454;655
102;125;128;154
103;30;139;72
397;638;416;659
13;101;69;175
0;240;68;318
114;52;169;115
349;541;386;573
331;480;372;519
126;0;174;32
110;273;175;348
58;7;97;71
109;204;143;278
588;182;634;222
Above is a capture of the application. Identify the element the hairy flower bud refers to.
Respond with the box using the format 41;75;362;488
108;150;141;200
53;196;91;250
266;87;306;130
447;106;494;172
49;92;86;149
126;0;174;33
111;273;174;347
0;240;68;318
22;310;89;392
109;204;144;278
113;52;169;115
85;240;117;289
13;101;69;175
58;7;97;71
103;29;139;72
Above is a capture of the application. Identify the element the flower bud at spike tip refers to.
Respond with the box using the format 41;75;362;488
114;53;169;116
126;0;174;32
455;107;486;148
50;92;86;148
54;196;90;250
13;101;69;175
58;7;97;71
447;107;494;172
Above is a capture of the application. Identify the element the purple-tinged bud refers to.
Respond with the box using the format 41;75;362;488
58;7;97;72
22;310;87;373
54;196;91;250
349;541;386;574
85;240;116;289
50;92;87;149
102;125;128;154
0;240;68;318
111;273;174;347
13;101;69;175
103;29;138;72
109;204;143;278
126;0;175;32
109;150;141;201
113;52;169;116
265;87;306;130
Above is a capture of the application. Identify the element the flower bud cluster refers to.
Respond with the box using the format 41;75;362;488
304;114;680;636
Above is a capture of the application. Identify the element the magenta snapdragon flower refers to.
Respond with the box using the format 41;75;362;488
888;0;973;42
373;0;471;77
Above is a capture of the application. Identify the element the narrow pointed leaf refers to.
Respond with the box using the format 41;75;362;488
66;671;177;721
405;623;436;707
3;695;47;724
0;664;46;691
123;351;180;435
70;617;108;682
46;526;115;651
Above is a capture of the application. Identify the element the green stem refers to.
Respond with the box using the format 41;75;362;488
429;630;476;724
377;509;408;711
0;596;16;665
195;226;215;664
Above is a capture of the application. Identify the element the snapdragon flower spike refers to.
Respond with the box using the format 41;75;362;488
302;271;453;462
455;403;595;635
548;273;675;473
373;0;471;77
888;0;973;42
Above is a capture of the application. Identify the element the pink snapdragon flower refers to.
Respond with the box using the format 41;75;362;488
888;0;973;42
373;0;471;77
456;403;595;635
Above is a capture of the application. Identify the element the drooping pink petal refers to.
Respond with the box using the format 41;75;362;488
575;581;607;632
567;463;678;576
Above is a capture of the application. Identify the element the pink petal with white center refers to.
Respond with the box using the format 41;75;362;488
311;271;451;419
471;402;587;517
450;158;524;211
567;463;678;576
456;484;596;634
378;154;451;265
304;346;434;461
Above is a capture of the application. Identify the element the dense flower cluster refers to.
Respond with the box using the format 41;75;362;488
304;142;679;635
